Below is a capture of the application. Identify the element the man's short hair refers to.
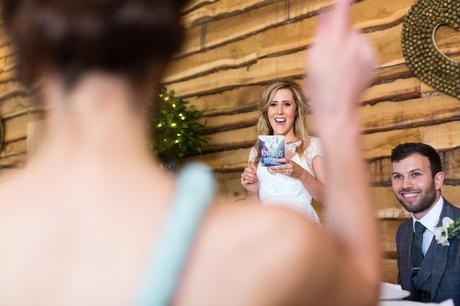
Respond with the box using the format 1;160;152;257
391;143;442;177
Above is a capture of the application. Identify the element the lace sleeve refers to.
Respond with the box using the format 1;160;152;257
248;146;257;164
305;137;322;174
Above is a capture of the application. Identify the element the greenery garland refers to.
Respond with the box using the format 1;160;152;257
152;88;208;166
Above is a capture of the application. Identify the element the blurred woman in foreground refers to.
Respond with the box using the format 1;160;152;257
0;0;380;305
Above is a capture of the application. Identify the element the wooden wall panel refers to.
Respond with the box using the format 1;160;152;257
183;0;278;28
3;113;42;143
0;138;26;158
171;22;460;98
214;167;460;205
0;0;459;283
0;25;41;170
190;117;460;174
383;259;398;283
173;0;412;78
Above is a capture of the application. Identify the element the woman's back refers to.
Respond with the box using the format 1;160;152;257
0;164;323;306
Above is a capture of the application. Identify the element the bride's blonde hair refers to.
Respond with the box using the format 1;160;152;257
253;80;310;164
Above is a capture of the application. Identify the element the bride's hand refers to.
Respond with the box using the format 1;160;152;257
270;158;305;179
241;166;259;194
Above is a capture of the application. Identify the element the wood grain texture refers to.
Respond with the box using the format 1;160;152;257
0;138;26;159
172;23;460;99
182;0;276;28
383;259;398;283
195;105;460;169
3;112;43;142
168;0;412;83
212;162;460;202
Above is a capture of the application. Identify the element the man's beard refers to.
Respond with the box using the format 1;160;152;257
397;181;437;214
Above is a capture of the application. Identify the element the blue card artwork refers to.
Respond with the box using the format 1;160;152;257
258;135;285;167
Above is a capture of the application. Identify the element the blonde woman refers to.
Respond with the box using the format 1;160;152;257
241;81;325;220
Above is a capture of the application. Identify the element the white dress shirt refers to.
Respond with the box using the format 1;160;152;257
412;196;444;255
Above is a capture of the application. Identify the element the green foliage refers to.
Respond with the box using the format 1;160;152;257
449;218;460;241
152;88;208;163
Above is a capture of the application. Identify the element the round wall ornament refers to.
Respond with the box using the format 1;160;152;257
401;0;459;98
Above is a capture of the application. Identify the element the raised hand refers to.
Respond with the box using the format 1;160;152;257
303;0;381;297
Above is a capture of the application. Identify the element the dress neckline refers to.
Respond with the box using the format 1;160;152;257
286;139;301;145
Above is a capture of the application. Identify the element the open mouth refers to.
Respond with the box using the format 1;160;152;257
274;118;286;124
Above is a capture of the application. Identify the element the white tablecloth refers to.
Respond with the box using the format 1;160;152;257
380;300;454;306
379;283;454;306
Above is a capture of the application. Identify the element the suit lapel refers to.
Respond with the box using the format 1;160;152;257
413;238;435;288
400;221;414;290
430;199;454;296
430;239;449;296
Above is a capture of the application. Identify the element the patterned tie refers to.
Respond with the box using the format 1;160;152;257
411;221;426;278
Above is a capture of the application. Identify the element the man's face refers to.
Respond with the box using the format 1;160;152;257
391;153;442;217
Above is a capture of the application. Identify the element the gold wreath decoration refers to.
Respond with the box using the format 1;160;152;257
402;0;460;98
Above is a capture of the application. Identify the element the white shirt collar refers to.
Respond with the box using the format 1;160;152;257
412;196;444;234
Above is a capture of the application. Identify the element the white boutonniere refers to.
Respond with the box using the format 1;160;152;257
434;217;460;247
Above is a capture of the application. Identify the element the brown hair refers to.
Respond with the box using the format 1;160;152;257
1;0;186;88
253;80;310;164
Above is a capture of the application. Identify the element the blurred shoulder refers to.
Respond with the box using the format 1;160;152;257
179;199;327;304
191;201;337;305
207;198;319;241
201;199;324;272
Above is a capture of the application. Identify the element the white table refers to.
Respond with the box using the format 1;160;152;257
380;299;454;306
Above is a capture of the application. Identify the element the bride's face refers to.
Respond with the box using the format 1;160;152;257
267;88;297;136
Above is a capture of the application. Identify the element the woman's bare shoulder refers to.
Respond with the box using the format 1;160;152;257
206;199;320;243
176;199;333;305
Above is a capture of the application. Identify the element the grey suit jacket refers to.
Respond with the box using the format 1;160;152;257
396;198;460;305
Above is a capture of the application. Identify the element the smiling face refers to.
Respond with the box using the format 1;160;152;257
266;88;297;140
391;153;444;219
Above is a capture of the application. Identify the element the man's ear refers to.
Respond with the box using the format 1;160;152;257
434;171;445;190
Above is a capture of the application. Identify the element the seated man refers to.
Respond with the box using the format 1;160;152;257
391;143;460;304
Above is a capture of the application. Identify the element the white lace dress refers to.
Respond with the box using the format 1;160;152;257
248;137;322;221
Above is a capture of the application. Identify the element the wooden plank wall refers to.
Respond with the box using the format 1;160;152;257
0;0;458;283
0;28;44;180
168;0;460;283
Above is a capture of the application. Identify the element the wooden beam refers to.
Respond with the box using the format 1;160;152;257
182;0;277;28
167;0;413;83
0;137;26;158
3;112;42;142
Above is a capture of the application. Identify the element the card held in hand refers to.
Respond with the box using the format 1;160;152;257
258;135;285;167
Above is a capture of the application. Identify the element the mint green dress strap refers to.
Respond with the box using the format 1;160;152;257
136;162;215;306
